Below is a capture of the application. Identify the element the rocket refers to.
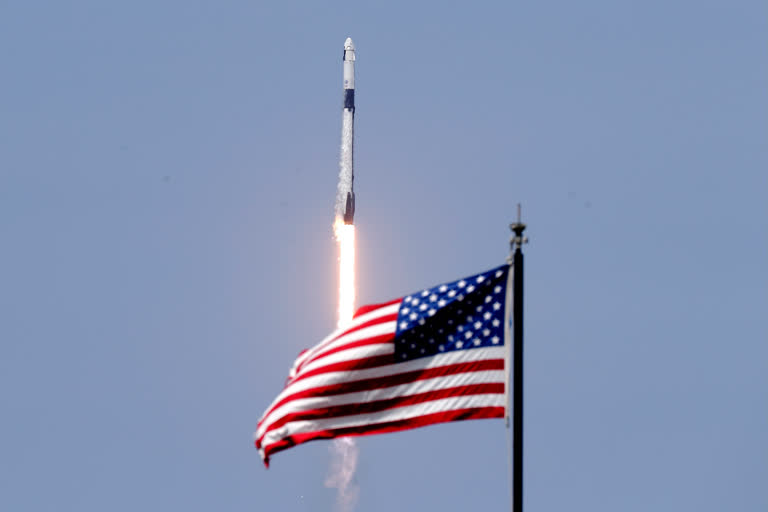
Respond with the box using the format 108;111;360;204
337;37;356;225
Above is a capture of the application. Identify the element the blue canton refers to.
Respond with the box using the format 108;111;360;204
394;264;510;361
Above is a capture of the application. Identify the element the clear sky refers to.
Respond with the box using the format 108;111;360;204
1;1;766;511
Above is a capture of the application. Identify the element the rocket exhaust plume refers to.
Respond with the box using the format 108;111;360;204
325;437;360;512
334;219;356;326
328;37;360;512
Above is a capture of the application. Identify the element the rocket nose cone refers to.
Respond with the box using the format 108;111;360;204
344;37;355;50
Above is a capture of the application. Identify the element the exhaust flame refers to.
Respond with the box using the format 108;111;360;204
334;218;356;327
329;217;359;511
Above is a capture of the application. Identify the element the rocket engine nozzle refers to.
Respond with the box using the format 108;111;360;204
343;192;355;225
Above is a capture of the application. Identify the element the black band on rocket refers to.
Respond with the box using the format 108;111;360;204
344;89;355;110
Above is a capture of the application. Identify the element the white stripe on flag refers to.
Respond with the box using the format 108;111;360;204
262;346;507;419
260;393;506;450
293;303;400;368
297;322;398;371
257;369;505;440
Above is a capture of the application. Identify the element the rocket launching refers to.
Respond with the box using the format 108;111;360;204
337;37;356;225
334;37;357;327
331;37;360;508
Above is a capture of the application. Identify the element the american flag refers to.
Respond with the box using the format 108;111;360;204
255;264;512;467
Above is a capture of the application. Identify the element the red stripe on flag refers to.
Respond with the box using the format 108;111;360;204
353;298;402;318
259;406;505;467
293;313;398;375
289;352;396;386
258;359;504;430
259;383;504;443
298;333;396;370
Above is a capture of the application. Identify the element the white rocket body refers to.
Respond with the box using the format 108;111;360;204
337;38;356;225
343;38;355;91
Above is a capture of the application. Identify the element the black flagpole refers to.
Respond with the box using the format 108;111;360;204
510;205;527;512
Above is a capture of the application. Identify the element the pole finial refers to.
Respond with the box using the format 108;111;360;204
509;204;528;259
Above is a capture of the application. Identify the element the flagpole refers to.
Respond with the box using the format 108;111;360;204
510;205;527;512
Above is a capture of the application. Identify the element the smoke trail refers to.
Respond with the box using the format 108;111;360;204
325;437;359;512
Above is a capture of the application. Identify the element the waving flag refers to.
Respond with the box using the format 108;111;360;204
255;264;513;467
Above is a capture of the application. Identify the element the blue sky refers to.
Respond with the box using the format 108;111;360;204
1;1;766;510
